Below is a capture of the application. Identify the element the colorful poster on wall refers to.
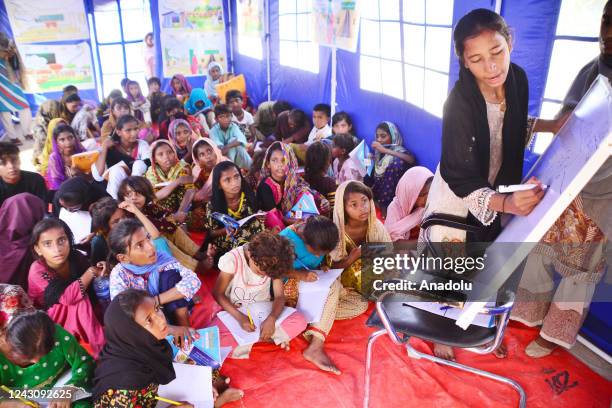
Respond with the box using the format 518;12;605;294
21;42;95;93
5;0;89;43
158;0;227;77
236;0;264;59
312;0;361;52
160;31;227;77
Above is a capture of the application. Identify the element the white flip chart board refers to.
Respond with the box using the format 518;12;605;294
458;75;612;327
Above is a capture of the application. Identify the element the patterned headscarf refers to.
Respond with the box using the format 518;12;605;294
374;121;406;176
146;139;190;185
0;284;35;331
330;180;391;261
40;118;68;175
170;74;192;96
260;141;311;214
47;124;85;190
168;119;197;151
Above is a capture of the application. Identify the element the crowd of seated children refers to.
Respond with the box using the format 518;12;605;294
3;9;591;403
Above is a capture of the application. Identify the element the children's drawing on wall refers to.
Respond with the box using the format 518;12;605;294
21;42;94;93
311;0;361;52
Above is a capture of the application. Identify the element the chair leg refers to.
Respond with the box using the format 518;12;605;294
364;329;386;408
405;343;526;408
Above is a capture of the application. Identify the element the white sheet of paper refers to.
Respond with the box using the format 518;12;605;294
296;269;343;323
59;208;92;243
157;363;213;408
217;302;295;346
155;181;173;188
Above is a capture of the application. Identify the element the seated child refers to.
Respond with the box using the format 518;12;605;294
303;141;337;208
100;97;133;142
108;218;202;326
332;133;362;184
168;118;197;162
118;176;211;271
276;109;311;144
331;111;355;137
147;76;166;126
52;176;107;218
0;141;48;206
210;104;252;170
93;289;243;408
279;216;342;374
202;161;265;260
169;74;192;103
204;62;230;102
307;103;332;144
159;97;207;140
363;122;416;214
0;311;94;407
89;196;172;267
227;89;255;144
185;87;214;131
46;124;86;190
211;231;307;358
384;166;434;241
145;139;196;216
93;114;151;199
126;80;152;125
28;217;106;357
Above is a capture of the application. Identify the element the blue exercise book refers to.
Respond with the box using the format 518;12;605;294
166;326;222;369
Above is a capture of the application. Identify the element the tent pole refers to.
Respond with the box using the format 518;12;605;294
494;0;503;14
265;0;272;101
331;46;337;116
227;0;234;72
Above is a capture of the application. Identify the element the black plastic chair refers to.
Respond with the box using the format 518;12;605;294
363;214;526;408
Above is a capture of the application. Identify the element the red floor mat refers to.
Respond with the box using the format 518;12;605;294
190;283;611;408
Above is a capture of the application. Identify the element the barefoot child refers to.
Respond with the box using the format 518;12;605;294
93;289;243;408
108;218;202;326
212;231;307;358
279;216;343;374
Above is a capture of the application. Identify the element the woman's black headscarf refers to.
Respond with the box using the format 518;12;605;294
93;293;175;398
440;63;529;241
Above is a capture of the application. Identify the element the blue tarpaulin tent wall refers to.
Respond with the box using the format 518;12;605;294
0;0;609;356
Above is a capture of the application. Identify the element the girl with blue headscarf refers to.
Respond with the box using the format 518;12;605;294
364;121;416;214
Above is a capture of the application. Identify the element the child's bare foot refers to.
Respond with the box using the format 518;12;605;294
213;376;230;394
303;337;341;375
433;343;455;361
494;341;508;358
214;388;244;407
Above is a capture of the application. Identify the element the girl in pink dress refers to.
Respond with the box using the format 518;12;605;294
28;217;106;357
